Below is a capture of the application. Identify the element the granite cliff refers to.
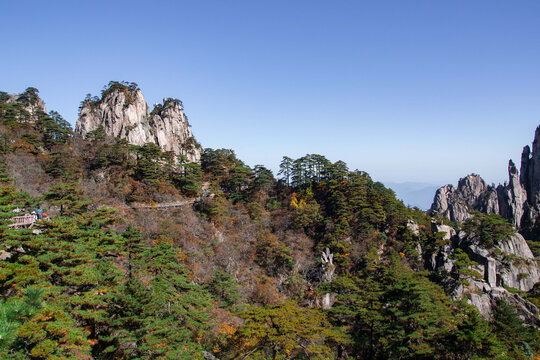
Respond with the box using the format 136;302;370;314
75;82;202;163
427;126;540;323
425;222;540;324
431;126;540;234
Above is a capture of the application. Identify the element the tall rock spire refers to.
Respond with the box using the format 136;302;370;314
430;125;540;233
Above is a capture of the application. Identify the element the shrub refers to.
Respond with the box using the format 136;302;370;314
462;212;514;248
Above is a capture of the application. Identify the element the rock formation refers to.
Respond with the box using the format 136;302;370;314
75;82;202;163
427;223;540;324
430;126;540;233
2;87;47;122
428;125;540;324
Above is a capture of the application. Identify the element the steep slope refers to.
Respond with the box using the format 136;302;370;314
75;82;202;162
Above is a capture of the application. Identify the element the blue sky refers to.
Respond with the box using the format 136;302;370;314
2;0;539;186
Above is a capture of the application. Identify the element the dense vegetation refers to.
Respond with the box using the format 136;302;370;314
0;87;539;359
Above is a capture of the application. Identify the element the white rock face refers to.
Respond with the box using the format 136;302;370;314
427;227;540;323
431;184;473;223
150;99;202;162
495;233;540;291
406;219;420;236
75;87;201;163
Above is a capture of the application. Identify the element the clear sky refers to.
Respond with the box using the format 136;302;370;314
2;0;539;186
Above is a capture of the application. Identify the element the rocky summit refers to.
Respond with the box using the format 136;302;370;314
75;81;202;163
430;126;540;234
427;126;540;322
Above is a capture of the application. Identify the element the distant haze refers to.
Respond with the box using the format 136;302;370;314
384;182;440;210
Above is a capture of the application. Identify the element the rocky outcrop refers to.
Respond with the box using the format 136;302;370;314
427;224;540;323
75;83;202;162
430;126;540;232
2;87;47;122
428;125;540;325
430;175;487;223
149;99;202;162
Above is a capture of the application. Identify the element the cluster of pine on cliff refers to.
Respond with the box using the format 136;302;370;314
0;84;539;359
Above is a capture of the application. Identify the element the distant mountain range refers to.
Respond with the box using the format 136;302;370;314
384;182;440;210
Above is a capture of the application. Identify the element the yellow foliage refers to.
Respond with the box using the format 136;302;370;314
290;194;307;209
177;249;187;263
153;236;174;245
218;322;237;338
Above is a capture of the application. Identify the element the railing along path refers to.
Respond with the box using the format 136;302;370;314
7;214;35;228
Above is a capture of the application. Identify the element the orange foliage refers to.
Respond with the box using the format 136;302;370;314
153;236;174;245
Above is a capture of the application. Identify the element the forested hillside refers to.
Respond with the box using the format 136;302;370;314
0;86;539;359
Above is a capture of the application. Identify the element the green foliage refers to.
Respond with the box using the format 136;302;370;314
290;193;323;231
196;186;228;224
16;87;40;105
45;148;81;179
322;250;504;359
201;148;257;202
89;137;132;170
0;161;13;184
206;270;240;307
18;133;42;151
222;301;344;359
491;299;540;359
134;143;173;182
101;81;139;99
201;148;244;178
109;240;212;359
0;91;9;103
0;120;537;360
0;101;32;127
43;182;90;216
450;248;482;286
176;157;203;196
255;232;295;276
0;286;44;350
39;111;72;148
79;81;140;114
463;212;514;248
0;132;12;154
0;184;215;359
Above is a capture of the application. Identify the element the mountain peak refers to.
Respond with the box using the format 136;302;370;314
75;82;201;162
